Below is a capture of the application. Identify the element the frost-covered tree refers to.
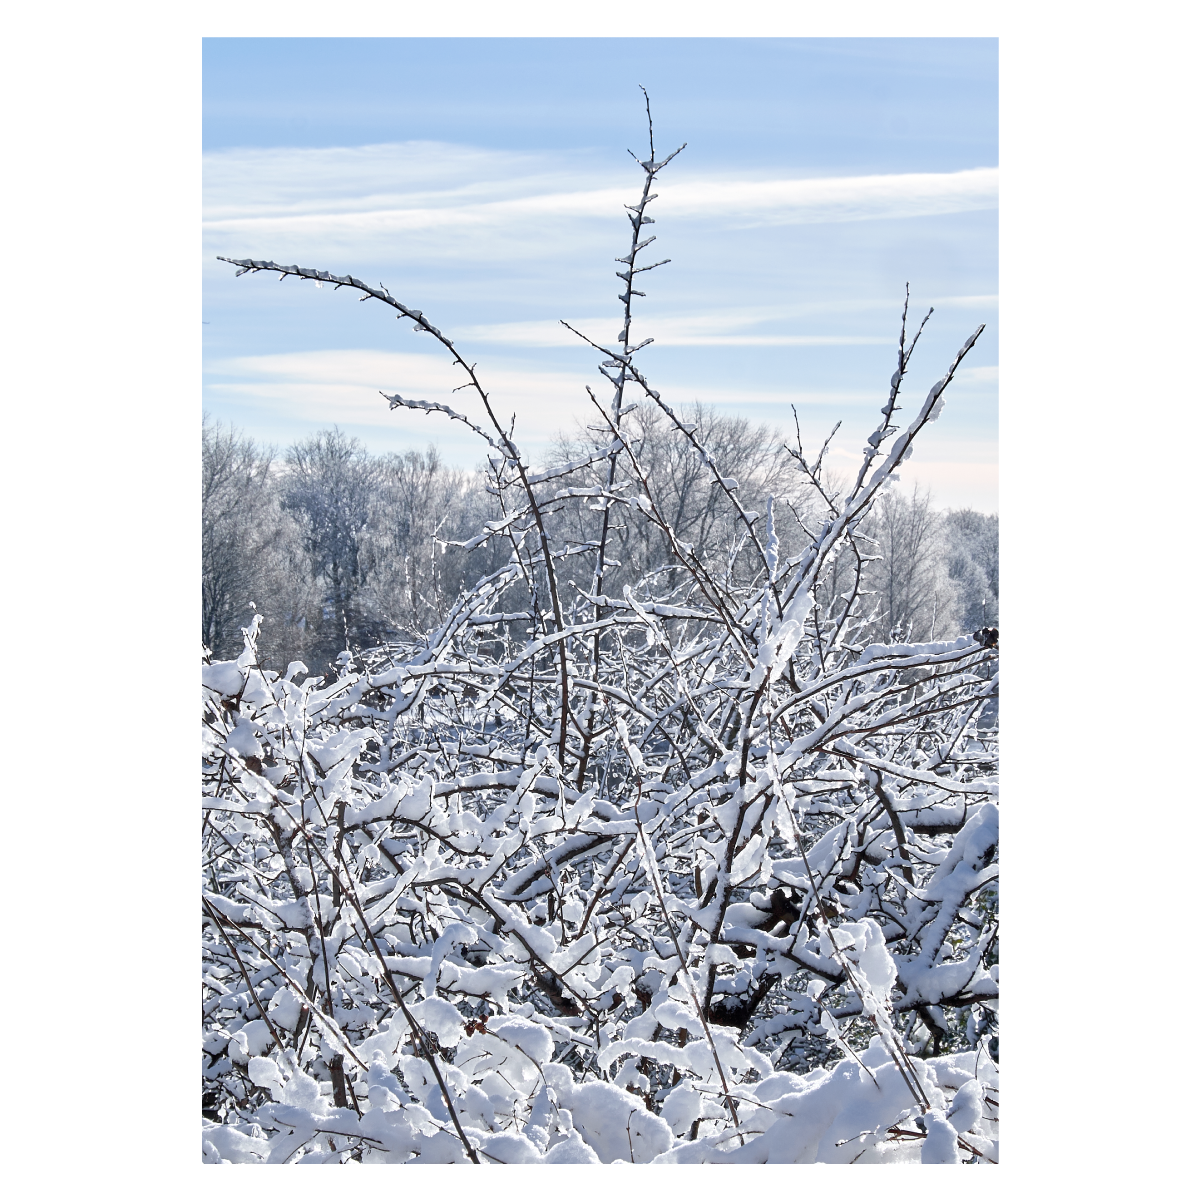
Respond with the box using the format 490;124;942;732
860;484;961;643
201;417;331;672
203;99;998;1165
282;428;385;666
547;401;805;603
202;416;317;665
202;416;275;658
944;508;999;630
362;446;505;641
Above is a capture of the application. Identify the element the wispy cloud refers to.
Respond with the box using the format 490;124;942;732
460;313;896;349
658;168;997;227
928;294;999;309
206;349;599;446
203;141;997;254
952;365;999;386
205;348;890;453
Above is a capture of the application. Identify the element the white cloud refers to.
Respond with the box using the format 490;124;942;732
204;347;890;467
952;365;999;385
204;140;997;253
657;168;998;227
928;294;999;308
206;348;600;449
459;314;895;349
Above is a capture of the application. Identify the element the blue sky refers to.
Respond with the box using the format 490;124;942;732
204;37;998;510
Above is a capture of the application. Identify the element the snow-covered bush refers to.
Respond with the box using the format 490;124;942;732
202;102;999;1165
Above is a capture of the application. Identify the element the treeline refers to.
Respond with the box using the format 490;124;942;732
202;409;998;675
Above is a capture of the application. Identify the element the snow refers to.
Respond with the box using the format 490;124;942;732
221;718;262;759
203;660;245;696
921;1112;961;1163
546;1070;675;1163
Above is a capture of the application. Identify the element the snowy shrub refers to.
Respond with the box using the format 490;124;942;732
203;101;999;1165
